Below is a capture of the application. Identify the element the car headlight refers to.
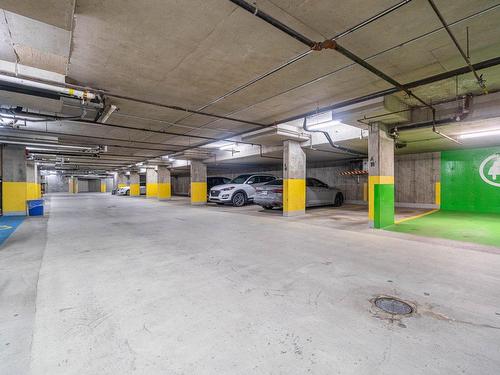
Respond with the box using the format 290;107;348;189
221;187;235;191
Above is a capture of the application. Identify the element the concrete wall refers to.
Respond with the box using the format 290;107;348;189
78;179;89;192
171;152;440;207
46;174;69;193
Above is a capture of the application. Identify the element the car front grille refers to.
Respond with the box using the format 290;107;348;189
210;190;220;197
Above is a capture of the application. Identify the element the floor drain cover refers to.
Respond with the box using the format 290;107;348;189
374;297;413;315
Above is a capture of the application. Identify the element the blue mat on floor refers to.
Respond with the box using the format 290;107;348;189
0;216;25;246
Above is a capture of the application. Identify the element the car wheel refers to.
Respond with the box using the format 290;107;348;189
333;193;344;207
126;191;130;196
263;205;273;210
232;192;246;207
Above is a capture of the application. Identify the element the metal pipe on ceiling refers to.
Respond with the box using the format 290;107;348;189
230;0;434;113
0;74;96;100
11;109;260;147
192;4;500;132
0;76;266;129
175;0;413;132
426;0;487;93
174;54;500;154
0;126;184;149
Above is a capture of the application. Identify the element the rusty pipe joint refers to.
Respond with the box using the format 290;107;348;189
311;39;337;51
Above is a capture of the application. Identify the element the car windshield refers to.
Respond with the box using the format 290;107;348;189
230;174;252;184
265;179;283;186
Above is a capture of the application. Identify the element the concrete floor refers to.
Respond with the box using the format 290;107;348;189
2;193;500;374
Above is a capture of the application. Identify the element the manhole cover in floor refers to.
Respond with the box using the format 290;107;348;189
374;297;413;315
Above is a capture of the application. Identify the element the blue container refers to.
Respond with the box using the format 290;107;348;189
27;199;44;216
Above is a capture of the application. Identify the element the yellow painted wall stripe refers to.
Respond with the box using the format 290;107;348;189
363;182;368;202
118;183;127;188
191;182;207;204
368;175;394;220
26;182;39;200
130;183;140;196
435;182;441;206
158;183;171;199
3;182;27;214
283;178;305;213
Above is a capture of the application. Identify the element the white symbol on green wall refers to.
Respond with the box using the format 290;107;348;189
479;154;500;187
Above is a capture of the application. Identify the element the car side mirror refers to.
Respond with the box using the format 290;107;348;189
247;181;254;184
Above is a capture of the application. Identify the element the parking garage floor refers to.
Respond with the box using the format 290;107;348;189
2;193;500;374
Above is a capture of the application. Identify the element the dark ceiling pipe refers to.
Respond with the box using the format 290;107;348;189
426;0;487;93
229;0;316;47
275;55;500;126
230;0;434;113
174;0;413;127
11;109;259;146
0;74;266;128
0;127;185;149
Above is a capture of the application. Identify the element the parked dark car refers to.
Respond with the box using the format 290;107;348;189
207;176;231;194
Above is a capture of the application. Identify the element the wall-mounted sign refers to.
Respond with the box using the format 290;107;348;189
479;154;500;187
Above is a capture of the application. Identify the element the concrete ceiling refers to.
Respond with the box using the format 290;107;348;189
1;0;500;171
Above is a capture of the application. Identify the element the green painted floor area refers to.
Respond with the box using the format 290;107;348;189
386;210;500;247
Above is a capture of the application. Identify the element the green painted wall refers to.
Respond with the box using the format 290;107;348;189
441;147;500;213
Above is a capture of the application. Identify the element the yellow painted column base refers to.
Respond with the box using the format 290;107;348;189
100;183;107;193
158;183;172;200
283;178;305;217
191;182;207;205
146;183;158;198
130;184;140;196
3;181;27;216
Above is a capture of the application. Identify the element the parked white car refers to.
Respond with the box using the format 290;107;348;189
209;174;276;206
116;186;146;195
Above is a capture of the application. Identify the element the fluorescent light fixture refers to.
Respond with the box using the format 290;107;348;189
219;143;236;150
307;120;341;130
135;162;143;166
458;129;500;139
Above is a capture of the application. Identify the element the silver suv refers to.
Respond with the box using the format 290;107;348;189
208;174;276;206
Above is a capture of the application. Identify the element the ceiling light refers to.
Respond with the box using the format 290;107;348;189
458;129;500;139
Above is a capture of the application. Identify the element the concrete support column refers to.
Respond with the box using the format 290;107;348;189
26;162;39;200
190;161;207;205
157;165;171;200
146;168;158;198
2;145;27;215
283;140;306;217
117;172;127;188
368;123;395;229
68;176;79;193
129;171;140;196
